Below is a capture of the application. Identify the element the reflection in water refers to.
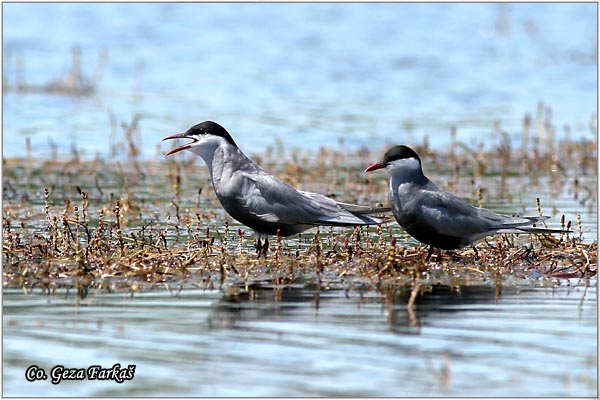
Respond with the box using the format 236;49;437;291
198;282;595;397
209;284;516;334
386;284;507;334
208;286;318;330
2;281;596;397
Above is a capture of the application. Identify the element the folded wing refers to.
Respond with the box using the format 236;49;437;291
238;171;383;227
415;186;552;238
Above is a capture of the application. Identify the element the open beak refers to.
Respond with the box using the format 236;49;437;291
162;132;198;156
364;162;386;172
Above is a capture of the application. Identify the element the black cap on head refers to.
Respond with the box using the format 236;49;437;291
382;145;421;164
187;121;237;146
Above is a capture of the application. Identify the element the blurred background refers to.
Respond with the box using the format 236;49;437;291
2;4;598;397
3;3;597;159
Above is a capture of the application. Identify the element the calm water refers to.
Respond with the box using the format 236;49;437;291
2;3;597;159
2;282;597;397
2;3;598;397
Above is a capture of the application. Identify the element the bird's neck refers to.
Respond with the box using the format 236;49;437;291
207;145;256;186
389;168;424;189
190;141;221;171
389;170;427;215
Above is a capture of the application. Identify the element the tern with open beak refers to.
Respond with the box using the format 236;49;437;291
163;121;387;254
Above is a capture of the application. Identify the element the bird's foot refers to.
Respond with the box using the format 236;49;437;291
256;238;269;257
472;246;480;260
436;248;443;264
425;246;444;263
425;245;434;262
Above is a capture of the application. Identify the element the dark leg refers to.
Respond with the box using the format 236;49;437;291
472;245;480;260
425;245;434;261
255;238;262;254
436;248;443;263
255;237;269;257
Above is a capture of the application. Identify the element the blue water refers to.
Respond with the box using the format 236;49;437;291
3;3;597;159
2;284;597;397
2;3;598;397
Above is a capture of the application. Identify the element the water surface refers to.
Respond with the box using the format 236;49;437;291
2;282;597;397
2;3;597;397
3;3;597;159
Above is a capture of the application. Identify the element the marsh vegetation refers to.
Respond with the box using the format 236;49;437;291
3;112;597;302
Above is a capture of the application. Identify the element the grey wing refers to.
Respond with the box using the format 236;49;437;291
415;186;535;238
298;191;384;225
239;172;375;226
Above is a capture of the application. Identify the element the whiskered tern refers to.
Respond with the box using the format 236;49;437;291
365;145;568;259
164;121;386;254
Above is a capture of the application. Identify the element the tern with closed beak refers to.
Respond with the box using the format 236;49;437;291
365;145;568;259
163;121;387;254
